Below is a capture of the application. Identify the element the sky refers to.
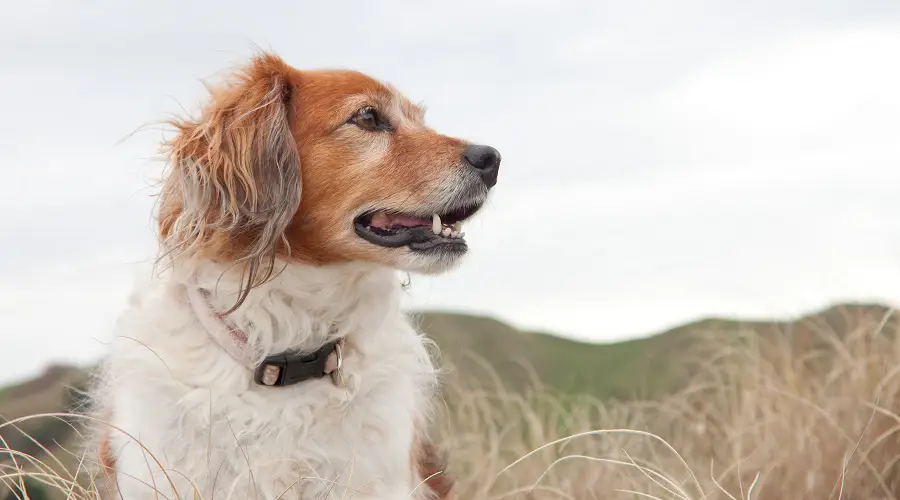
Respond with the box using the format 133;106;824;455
2;0;900;384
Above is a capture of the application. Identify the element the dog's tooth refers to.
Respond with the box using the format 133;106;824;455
449;230;458;239
452;221;462;232
441;227;451;237
432;214;441;235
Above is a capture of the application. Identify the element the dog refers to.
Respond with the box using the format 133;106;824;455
88;53;499;499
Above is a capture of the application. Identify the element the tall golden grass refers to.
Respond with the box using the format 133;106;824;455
2;308;899;499
437;308;900;499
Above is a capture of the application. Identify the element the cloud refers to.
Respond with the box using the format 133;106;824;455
2;1;900;384
409;26;900;341
0;262;137;385
652;27;900;151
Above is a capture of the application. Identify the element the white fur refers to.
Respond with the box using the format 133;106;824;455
92;258;438;499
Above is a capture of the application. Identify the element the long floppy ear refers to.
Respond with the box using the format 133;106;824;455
158;54;301;311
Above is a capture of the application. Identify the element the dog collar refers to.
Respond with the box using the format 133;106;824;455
187;287;344;387
255;339;344;387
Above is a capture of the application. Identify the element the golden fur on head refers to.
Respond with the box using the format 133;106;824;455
97;53;494;500
159;55;302;310
158;53;486;310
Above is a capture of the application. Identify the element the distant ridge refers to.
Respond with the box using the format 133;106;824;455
0;301;894;458
414;302;896;399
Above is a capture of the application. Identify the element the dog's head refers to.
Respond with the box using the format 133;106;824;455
159;54;499;298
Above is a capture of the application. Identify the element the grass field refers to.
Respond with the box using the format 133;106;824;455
437;305;900;498
2;303;898;498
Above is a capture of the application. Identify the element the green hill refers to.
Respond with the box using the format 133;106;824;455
2;302;893;413
414;302;897;400
0;301;895;499
413;311;679;400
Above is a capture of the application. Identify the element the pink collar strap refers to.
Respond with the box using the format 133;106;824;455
187;287;344;387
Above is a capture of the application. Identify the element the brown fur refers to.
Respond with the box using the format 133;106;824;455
415;440;455;499
156;52;468;497
284;68;468;264
411;417;455;500
94;410;119;499
160;55;303;310
159;54;470;309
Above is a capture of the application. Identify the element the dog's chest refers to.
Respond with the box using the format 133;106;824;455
104;269;434;498
216;377;419;496
111;336;427;499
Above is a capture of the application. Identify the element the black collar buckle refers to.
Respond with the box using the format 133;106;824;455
254;340;339;387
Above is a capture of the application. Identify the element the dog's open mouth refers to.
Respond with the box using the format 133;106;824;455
354;203;482;251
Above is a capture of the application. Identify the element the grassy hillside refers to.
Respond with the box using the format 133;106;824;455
439;305;900;499
414;311;680;400
2;302;892;417
1;302;893;420
415;302;896;400
0;365;87;458
0;302;896;499
0;365;89;500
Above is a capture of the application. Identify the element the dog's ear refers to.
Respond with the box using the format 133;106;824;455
159;54;302;311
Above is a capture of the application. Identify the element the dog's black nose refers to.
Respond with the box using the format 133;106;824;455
463;144;501;188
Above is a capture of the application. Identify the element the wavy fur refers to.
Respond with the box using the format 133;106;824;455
86;52;492;500
158;55;302;312
91;260;439;499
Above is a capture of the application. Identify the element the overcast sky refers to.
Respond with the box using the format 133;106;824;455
2;0;900;384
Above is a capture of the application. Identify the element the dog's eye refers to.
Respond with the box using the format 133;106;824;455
350;107;390;131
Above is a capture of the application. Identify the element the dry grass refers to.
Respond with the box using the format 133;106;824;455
437;308;900;499
3;309;900;499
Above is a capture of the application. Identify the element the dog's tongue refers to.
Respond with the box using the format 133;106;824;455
370;213;431;229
